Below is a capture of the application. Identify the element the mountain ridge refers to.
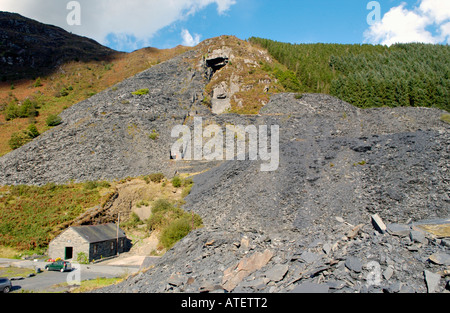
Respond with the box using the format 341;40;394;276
0;11;117;81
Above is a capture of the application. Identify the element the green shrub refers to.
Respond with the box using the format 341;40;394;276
160;218;192;249
5;102;18;121
151;199;173;214
121;212;143;229
8;132;30;150
55;87;70;98
147;199;182;231
83;181;111;190
5;99;39;121
19;99;39;118
149;130;159;141
181;184;193;198
172;176;182;188
136;200;149;208
143;173;165;184
8;124;41;150
46;114;62;127
261;63;302;92
25;124;40;139
146;197;202;250
182;178;193;186
132;88;149;96
77;252;89;264
181;178;194;198
34;77;43;88
150;173;165;183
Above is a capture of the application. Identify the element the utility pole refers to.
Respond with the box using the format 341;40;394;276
117;212;120;257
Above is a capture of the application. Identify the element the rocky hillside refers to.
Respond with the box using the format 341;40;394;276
0;35;292;184
0;30;448;293
0;47;205;184
0;13;190;157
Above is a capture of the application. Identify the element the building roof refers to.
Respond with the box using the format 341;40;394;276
71;223;126;244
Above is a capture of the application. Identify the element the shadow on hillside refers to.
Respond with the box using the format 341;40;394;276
0;11;120;82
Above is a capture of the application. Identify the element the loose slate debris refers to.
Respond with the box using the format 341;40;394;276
387;224;411;237
5;40;445;294
345;257;363;273
291;282;330;294
372;214;387;234
428;253;450;266
424;270;441;293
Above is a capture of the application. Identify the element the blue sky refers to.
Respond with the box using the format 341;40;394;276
1;0;449;52
151;0;373;48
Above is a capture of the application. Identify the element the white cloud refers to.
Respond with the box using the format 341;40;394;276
215;0;237;15
364;0;450;45
441;22;450;43
181;29;201;46
419;0;450;24
0;0;236;48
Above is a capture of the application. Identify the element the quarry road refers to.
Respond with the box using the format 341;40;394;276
0;258;139;292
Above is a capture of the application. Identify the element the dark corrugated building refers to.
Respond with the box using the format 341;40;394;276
49;224;130;262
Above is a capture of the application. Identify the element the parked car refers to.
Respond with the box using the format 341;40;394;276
0;278;12;293
44;260;72;272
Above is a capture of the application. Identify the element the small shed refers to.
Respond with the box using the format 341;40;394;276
49;223;130;262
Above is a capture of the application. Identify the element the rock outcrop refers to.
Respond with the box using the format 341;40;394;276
205;47;231;73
